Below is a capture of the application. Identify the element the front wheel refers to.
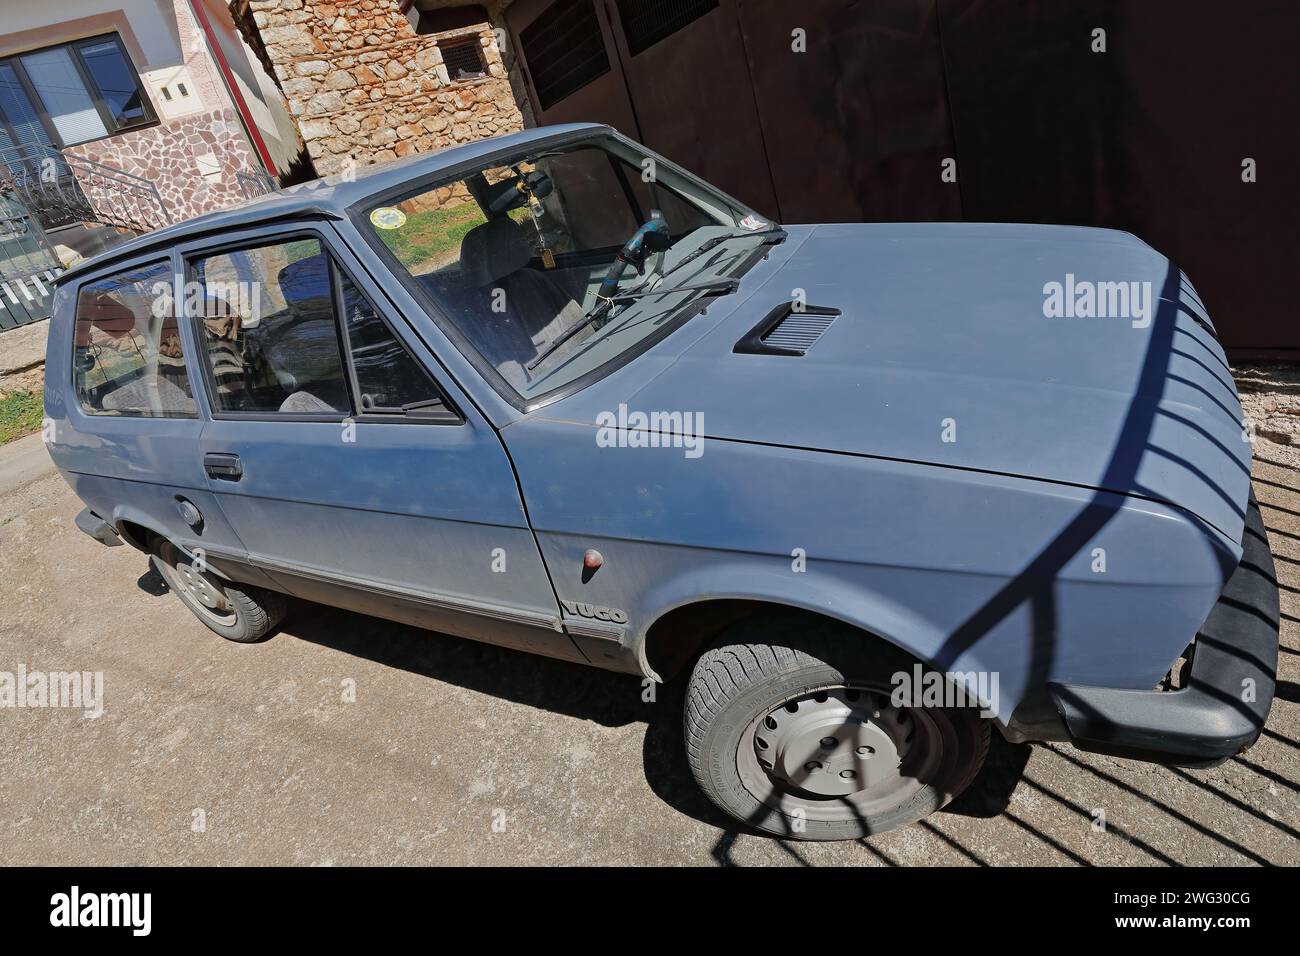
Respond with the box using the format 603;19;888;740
150;538;286;643
684;616;989;841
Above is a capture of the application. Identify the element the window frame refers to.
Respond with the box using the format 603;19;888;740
181;225;461;426
435;33;490;85
517;0;612;111
0;32;158;150
70;256;198;420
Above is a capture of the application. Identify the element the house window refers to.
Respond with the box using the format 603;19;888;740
616;0;719;56
439;36;488;82
0;34;155;150
519;0;610;110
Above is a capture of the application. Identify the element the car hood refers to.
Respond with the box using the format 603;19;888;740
542;223;1250;545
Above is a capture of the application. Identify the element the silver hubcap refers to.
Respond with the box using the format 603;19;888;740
752;688;913;797
172;558;236;625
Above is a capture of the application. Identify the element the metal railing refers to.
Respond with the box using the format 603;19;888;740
235;168;277;200
0;143;169;236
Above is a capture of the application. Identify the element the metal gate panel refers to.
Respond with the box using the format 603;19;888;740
0;189;62;331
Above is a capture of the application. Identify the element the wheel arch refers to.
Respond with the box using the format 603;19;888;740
634;565;967;686
107;506;235;581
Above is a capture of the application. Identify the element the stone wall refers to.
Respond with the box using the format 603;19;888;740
246;0;525;177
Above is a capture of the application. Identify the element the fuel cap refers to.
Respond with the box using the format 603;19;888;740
176;498;203;531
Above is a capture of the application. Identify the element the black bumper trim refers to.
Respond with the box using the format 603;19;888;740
1048;494;1280;767
73;508;123;548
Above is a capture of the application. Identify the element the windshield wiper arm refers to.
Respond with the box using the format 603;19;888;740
649;227;785;290
611;277;739;304
525;278;741;373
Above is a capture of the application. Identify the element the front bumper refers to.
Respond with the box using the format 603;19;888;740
1049;495;1280;767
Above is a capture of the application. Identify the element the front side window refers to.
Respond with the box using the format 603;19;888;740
191;237;445;417
362;134;777;403
0;34;153;149
74;261;196;417
340;272;443;413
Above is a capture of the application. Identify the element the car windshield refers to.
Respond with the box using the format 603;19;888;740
360;134;778;403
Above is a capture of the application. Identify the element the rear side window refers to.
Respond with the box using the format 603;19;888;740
73;261;196;418
190;236;446;417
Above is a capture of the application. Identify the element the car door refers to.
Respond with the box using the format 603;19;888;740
47;251;261;585
179;222;584;663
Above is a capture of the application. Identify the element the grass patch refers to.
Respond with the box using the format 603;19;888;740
0;390;43;445
376;203;487;274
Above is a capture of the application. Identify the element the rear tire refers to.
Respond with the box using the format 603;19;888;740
150;538;286;643
684;615;989;841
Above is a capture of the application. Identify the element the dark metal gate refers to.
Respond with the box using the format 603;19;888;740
0;187;62;331
504;0;1300;358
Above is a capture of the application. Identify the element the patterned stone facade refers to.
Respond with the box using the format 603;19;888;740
244;0;525;177
65;0;262;227
65;108;261;225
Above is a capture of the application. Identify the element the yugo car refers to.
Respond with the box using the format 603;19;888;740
45;124;1279;840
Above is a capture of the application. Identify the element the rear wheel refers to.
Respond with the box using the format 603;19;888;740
685;615;989;841
150;538;285;643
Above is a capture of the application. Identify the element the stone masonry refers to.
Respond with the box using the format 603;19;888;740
246;0;525;177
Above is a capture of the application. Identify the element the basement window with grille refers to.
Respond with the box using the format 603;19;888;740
439;35;489;82
616;0;719;56
519;0;611;110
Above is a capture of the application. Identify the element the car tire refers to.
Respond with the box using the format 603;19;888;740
685;615;989;841
150;538;286;643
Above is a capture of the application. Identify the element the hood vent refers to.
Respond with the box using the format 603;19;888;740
734;302;840;356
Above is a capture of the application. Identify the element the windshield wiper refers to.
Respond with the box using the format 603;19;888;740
611;276;739;304
524;228;782;375
650;227;785;290
525;278;741;373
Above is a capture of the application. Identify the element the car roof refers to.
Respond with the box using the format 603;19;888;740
57;122;611;284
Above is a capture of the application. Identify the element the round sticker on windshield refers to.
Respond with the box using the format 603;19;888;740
370;207;407;229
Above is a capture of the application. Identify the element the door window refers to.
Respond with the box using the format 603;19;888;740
340;271;443;413
191;235;448;419
73;260;196;417
193;238;350;415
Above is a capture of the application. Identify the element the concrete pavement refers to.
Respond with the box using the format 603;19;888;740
0;432;53;498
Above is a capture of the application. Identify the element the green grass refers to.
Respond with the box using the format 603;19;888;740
374;201;540;275
376;203;487;274
0;390;43;445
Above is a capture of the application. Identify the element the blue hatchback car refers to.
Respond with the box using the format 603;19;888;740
45;124;1279;840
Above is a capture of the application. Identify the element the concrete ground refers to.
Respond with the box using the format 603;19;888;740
1;444;1297;866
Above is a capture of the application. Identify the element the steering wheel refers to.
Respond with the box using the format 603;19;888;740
596;210;671;304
